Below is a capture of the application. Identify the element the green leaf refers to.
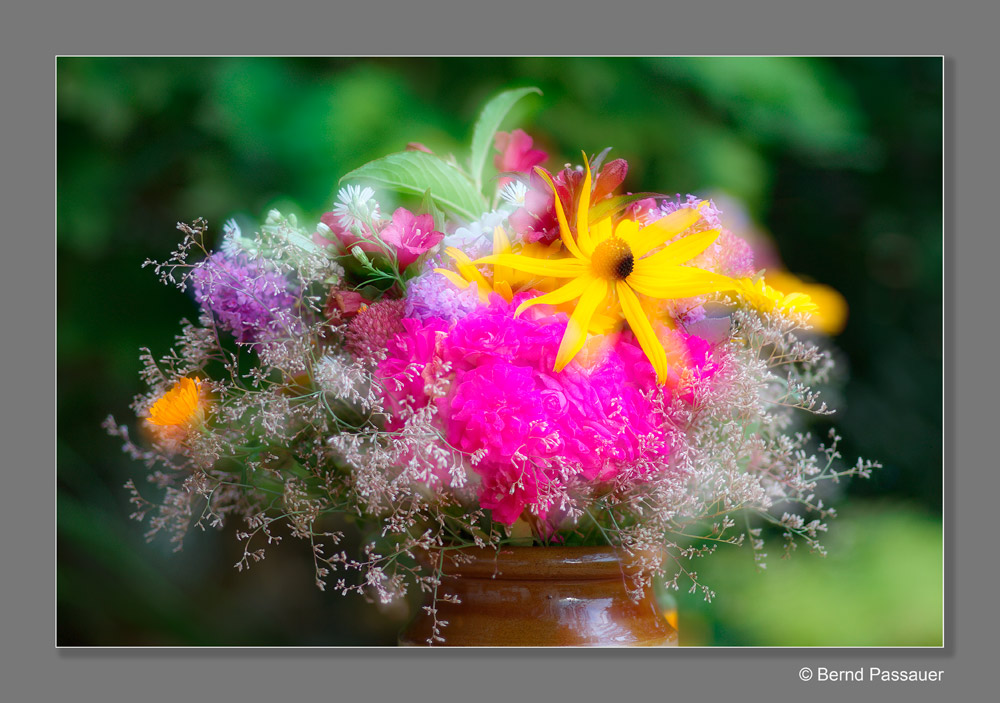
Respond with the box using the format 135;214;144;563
469;86;542;193
419;187;447;231
341;151;486;221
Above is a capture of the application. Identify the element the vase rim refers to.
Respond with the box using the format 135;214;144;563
431;545;664;581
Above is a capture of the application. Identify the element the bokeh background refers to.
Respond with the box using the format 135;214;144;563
57;57;942;646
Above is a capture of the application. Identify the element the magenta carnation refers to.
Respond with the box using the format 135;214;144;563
377;316;450;430
439;298;680;524
375;295;721;526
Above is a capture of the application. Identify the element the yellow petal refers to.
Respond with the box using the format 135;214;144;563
492;225;512;255
617;282;669;384
446;247;493;296
514;274;593;317
590;217;614;246
763;269;848;333
554;278;608;371
636;229;721;269
494;279;514;302
630;206;705;258
613;218;641;248
475;253;587;279
492;226;514;287
781;292;819;313
628;266;738;299
434;268;471;289
588;289;624;334
435;267;491;303
148;377;203;426
575;152;594;255
512;240;566;289
587;309;622;335
534;167;587;261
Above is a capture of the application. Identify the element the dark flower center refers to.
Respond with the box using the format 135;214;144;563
591;237;634;281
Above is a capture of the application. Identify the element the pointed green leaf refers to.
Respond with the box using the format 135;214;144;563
469;86;542;192
341;151;485;221
589;146;614;174
420;187;447;231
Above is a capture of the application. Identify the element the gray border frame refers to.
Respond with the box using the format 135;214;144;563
25;0;982;700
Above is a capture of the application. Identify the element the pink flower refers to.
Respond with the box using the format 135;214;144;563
435;298;676;525
379;208;444;270
493;129;548;184
377;316;450;430
374;298;719;526
626;197;661;223
590;158;628;202
478;462;550;526
315;212;381;255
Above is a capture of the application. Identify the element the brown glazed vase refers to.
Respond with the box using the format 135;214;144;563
399;545;678;647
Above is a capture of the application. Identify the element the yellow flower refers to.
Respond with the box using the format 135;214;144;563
757;270;848;334
737;276;820;317
435;226;619;334
147;377;205;427
476;153;738;384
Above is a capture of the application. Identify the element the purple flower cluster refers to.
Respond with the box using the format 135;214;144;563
404;272;480;324
190;252;300;344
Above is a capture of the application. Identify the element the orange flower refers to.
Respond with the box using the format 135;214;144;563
147;377;205;428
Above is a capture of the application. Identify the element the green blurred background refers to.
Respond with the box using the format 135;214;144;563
57;57;942;646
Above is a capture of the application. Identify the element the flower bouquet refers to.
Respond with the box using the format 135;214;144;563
107;87;878;646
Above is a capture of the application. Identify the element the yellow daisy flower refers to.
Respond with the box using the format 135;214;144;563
758;270;847;334
147;377;206;428
736;276;820;317
475;154;738;384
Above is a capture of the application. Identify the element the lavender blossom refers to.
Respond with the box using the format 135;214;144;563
404;272;479;324
190;251;300;344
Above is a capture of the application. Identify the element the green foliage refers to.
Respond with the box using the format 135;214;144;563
675;504;943;646
468;85;542;192
341;150;486;221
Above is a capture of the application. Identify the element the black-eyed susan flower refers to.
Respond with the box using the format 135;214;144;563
147;377;206;428
475;154;739;384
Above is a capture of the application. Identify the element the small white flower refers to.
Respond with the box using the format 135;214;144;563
333;184;381;229
220;218;243;255
499;180;528;208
